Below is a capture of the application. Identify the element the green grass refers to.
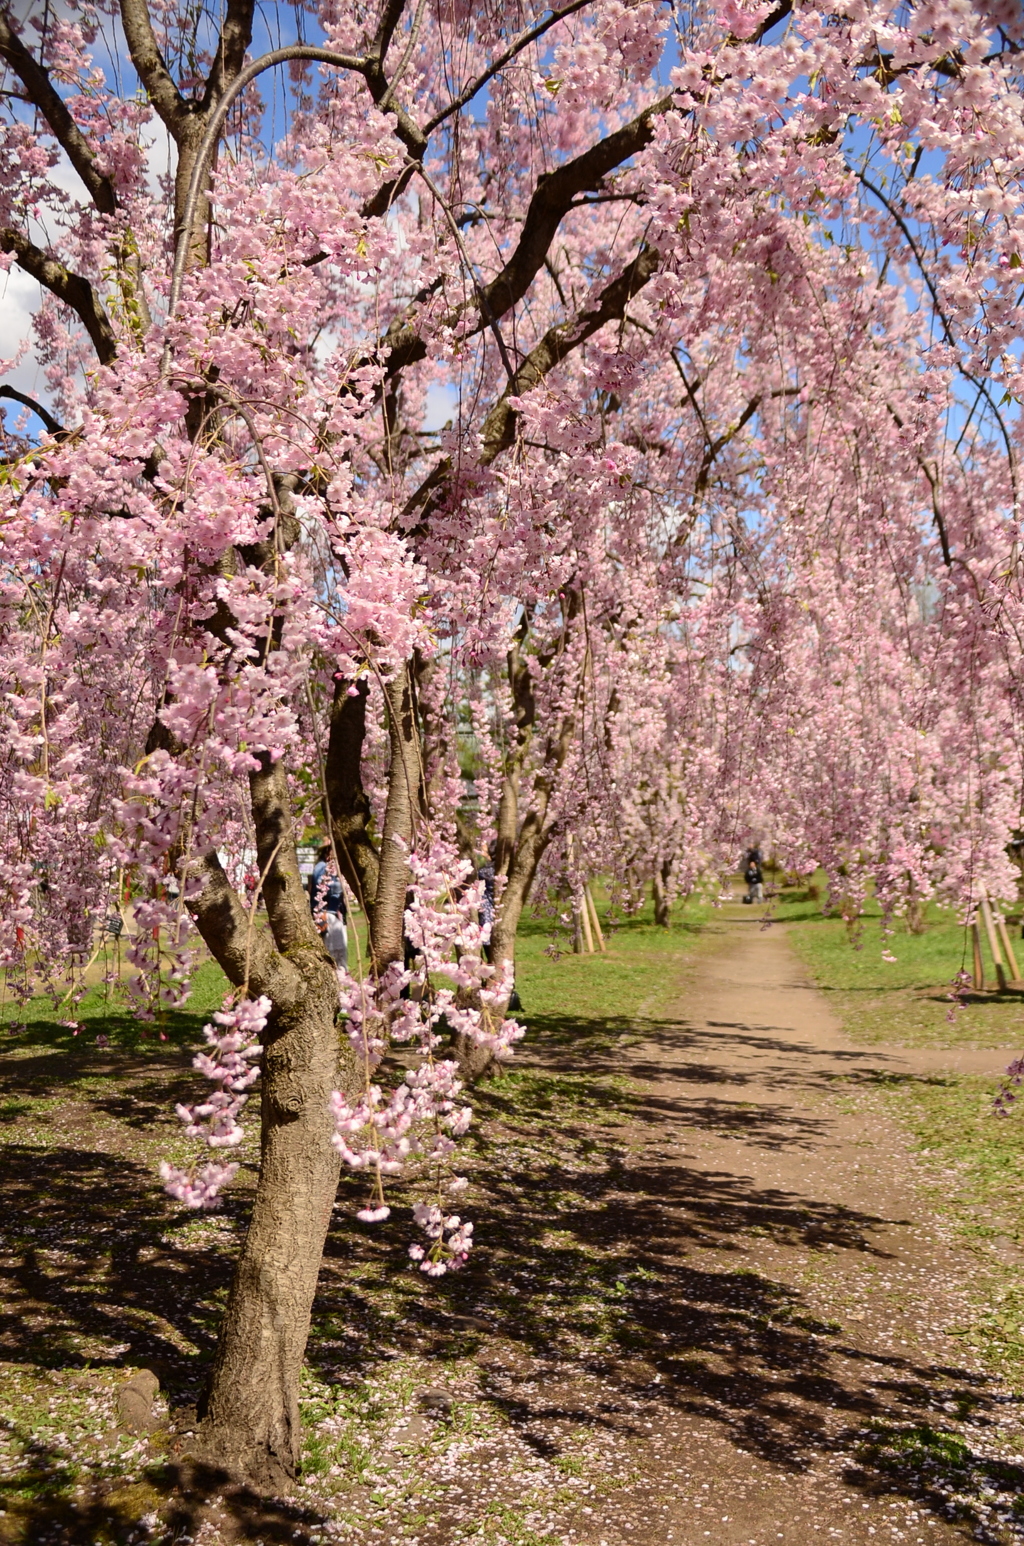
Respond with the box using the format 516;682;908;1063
514;892;710;1029
881;1071;1024;1375
776;885;1024;1047
0;957;232;1055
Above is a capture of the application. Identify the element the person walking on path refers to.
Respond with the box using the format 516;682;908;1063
744;850;764;904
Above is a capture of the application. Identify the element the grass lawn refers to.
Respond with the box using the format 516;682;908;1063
776;885;1024;1048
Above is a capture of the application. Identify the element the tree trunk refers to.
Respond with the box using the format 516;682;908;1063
652;859;672;928
197;948;346;1488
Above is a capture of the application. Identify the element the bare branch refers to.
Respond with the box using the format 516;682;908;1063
119;0;187;128
0;385;65;438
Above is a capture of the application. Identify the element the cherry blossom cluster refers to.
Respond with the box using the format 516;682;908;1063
159;996;268;1209
330;840;522;1270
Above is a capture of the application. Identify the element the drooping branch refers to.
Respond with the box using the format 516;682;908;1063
422;0;597;134
165;42;375;327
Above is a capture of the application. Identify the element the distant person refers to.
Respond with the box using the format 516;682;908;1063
310;844;348;970
744;856;764;904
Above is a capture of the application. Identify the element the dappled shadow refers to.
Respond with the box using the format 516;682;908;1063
3;933;1018;1543
309;983;1020;1541
0;1142;244;1396
0;1447;330;1545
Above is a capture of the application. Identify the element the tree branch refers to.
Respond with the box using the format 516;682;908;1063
119;0;186;128
187;850;305;1006
0;385;65;438
423;0;597;134
1;228;117;365
0;9;117;215
201;0;256;113
370;0;409;62
480;241;661;462
400;242;660;531
249;754;324;955
325;676;381;913
381;97;675;381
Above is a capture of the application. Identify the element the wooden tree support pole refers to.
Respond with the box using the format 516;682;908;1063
580;887;596;953
585;885;606;952
996;909;1022;985
972;922;985;991
979;896;1008;991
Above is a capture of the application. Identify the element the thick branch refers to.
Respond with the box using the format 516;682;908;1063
0;385;65;438
480;242;661;463
201;0;256;111
371;663;421;969
1;229;117;365
400;243;660;531
371;0;409;61
119;0;186;128
188;852;305;1007
250;754;324;955
0;10;117;215
325;676;381;912
382;98;674;379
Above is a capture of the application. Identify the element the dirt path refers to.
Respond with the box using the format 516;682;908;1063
554;912;1024;1546
6;913;1024;1546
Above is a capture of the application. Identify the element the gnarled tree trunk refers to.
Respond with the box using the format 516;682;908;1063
652;859;672;927
198;948;347;1487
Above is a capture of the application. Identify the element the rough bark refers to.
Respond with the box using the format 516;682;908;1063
197;947;348;1488
325;676;381;914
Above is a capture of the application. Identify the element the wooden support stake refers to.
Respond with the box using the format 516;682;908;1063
580;887;595;953
585;885;606;952
972;922;985;991
979;896;1008;990
996;910;1022;984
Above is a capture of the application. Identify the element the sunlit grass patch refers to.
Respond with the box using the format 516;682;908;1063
776;884;1024;1048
